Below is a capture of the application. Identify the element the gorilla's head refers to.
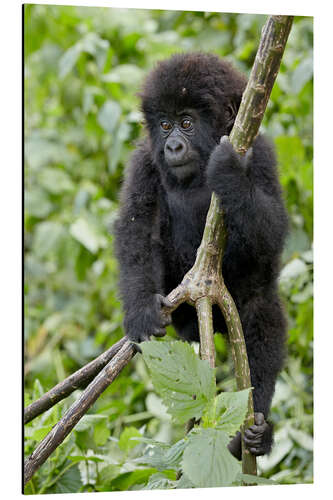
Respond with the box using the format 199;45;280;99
140;53;247;184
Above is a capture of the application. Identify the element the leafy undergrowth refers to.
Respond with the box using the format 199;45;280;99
25;340;275;493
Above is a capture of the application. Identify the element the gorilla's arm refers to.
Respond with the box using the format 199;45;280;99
114;143;170;342
207;135;288;267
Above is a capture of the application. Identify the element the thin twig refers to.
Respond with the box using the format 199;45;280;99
24;336;127;424
24;340;136;485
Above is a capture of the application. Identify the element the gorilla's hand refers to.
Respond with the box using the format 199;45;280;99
243;412;273;456
227;413;273;460
206;136;253;207
125;294;172;345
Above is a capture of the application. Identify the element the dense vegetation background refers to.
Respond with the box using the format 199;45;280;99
24;5;313;493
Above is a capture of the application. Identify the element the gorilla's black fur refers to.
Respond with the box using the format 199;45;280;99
114;53;288;458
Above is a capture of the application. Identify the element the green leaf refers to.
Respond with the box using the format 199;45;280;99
282;227;311;263
275;136;305;175
291;55;313;94
68;455;104;464
93;418;110;446
26;189;53;218
102;64;144;88
59;33;109;78
141;340;216;424
258;427;293;471
59;44;81;78
291;282;313;303
51;464;82;494
97;100;121;134
75;414;107;432
109;469;157;491
236;473;276;485
108;121;131;172
280;258;307;282
143;472;176;490
32;221;65;258
97;464;122;486
136;438;186;470
118;426;141;452
145;392;170;421
288;427;313;451
181;428;240;487
83;86;104;114
38;167;74;194
25;136;73;170
32;379;44;400
32;425;53;441
174;471;194;489
70;217;107;254
215;389;251;435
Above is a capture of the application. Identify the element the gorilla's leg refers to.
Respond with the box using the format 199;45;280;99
228;294;286;459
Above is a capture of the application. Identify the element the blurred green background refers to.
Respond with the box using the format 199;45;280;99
24;5;313;493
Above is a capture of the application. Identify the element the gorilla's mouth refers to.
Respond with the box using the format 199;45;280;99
170;161;199;179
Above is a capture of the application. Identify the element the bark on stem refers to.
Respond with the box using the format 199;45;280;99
196;297;215;369
230;15;293;153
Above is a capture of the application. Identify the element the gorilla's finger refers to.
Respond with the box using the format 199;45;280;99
254;412;265;426
161;296;173;309
244;435;262;446
244;429;257;439
131;342;142;354
156;294;173;309
161;313;172;327
220;135;230;145
152;327;166;337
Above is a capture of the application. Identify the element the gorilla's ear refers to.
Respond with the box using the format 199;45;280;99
225;98;240;134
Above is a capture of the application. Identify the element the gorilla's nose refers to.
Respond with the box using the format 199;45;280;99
164;137;188;165
166;138;185;154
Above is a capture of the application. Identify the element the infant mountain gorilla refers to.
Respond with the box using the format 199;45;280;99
114;53;288;459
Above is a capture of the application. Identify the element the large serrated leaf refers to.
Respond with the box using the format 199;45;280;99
181;428;240;487
51;464;82;493
215;388;251;435
141;340;216;424
136;438;186;470
236;473;276;485
143;472;175;490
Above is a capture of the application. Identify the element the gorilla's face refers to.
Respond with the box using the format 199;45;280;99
160;110;201;180
151;108;218;183
140;53;246;186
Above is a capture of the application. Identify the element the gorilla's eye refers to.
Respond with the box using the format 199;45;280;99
161;121;172;131
181;119;192;130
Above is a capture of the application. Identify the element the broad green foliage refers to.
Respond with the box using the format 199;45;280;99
182;428;240;487
140;340;216;423
140;340;252;488
24;5;313;493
